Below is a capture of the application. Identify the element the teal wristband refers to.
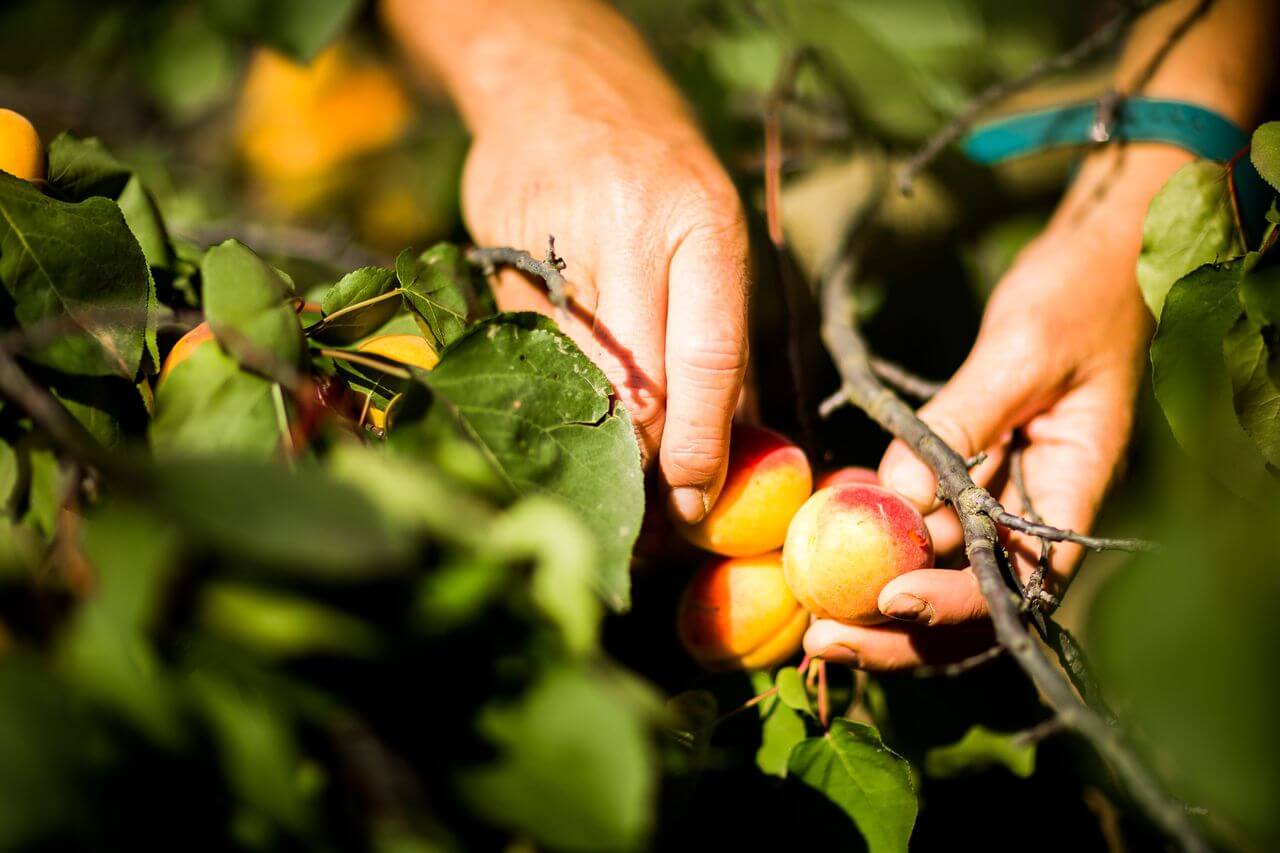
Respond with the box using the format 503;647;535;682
963;97;1268;241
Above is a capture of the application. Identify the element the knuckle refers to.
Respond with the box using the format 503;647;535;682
663;437;724;483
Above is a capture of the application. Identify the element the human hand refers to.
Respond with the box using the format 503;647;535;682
805;161;1165;669
462;100;750;523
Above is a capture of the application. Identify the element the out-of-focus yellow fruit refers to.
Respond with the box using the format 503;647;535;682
355;333;438;430
0;108;44;182
356;333;439;371
235;42;413;212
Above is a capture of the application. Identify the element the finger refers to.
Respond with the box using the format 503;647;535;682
879;335;1045;514
804;618;995;672
924;505;965;557
493;260;670;465
1007;370;1136;592
661;216;750;523
876;568;988;626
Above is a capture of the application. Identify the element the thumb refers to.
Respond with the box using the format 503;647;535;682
879;336;1045;513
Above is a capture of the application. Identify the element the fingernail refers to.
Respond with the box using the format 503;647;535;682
883;593;934;624
816;644;859;667
668;487;707;524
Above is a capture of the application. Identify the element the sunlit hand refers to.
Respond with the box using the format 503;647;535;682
805;147;1178;670
462;104;750;523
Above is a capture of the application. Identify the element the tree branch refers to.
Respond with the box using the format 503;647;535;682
0;349;112;471
466;238;569;312
818;266;1208;852
897;0;1169;195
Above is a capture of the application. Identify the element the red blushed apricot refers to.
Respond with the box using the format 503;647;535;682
675;423;812;557
677;551;808;671
158;322;216;385
782;483;933;625
815;466;880;490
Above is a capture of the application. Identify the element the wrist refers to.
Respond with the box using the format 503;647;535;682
382;0;692;139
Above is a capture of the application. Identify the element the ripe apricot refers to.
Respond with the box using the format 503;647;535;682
0;108;44;182
356;333;439;370
676;423;812;557
783;483;933;625
159;322;216;385
235;43;412;212
815;466;880;490
677;551;808;671
355;334;438;429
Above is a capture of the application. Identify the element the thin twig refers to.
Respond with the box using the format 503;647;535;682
467;238;569;312
317;348;412;379
1014;717;1067;746
1010;440;1054;610
915;644;1006;678
869;356;943;400
0;349;112;471
764;48;820;458
897;0;1167;195
817;262;1207;853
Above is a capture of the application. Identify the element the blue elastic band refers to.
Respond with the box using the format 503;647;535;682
963;97;1268;241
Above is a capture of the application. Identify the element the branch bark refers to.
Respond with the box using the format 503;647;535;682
818;266;1208;852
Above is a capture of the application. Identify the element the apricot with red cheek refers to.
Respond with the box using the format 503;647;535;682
782;483;933;625
675;423;812;557
677;551;808;671
815;466;880;490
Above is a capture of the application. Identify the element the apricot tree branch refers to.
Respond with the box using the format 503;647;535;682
915;644;1005;679
764;48;821;457
467;238;569;312
0;348;112;471
897;0;1171;195
818;265;1208;853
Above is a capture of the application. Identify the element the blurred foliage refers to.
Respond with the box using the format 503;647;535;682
0;0;1278;851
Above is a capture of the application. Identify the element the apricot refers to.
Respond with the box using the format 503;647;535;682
677;551;808;671
236;42;412;212
0;108;44;182
158;322;216;385
355;334;438;429
783;483;933;625
815;466;880;490
356;333;439;370
676;423;812;557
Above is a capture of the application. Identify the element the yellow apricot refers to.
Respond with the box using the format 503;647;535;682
235;42;412;212
675;423;812;557
356;333;439;370
0;108;44;182
158;322;216;385
783;484;933;625
677;551;808;671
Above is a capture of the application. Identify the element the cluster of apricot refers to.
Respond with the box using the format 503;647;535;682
675;424;933;671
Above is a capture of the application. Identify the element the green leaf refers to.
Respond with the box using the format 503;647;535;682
204;0;359;61
46;134;174;270
189;670;316;836
417;313;644;610
1138;161;1244;318
787;720;917;853
460;666;656;852
1252;121;1280;192
1225;314;1280;468
396;244;473;350
136;11;239;122
756;692;806;777
56;501;183;741
486;497;601;655
150;339;284;457
143;457;414;577
1151;261;1271;492
923;725;1037;779
37;368;150;449
776;666;811;713
313;266;399;344
0;172;150;378
201;240;303;382
197;581;380;659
